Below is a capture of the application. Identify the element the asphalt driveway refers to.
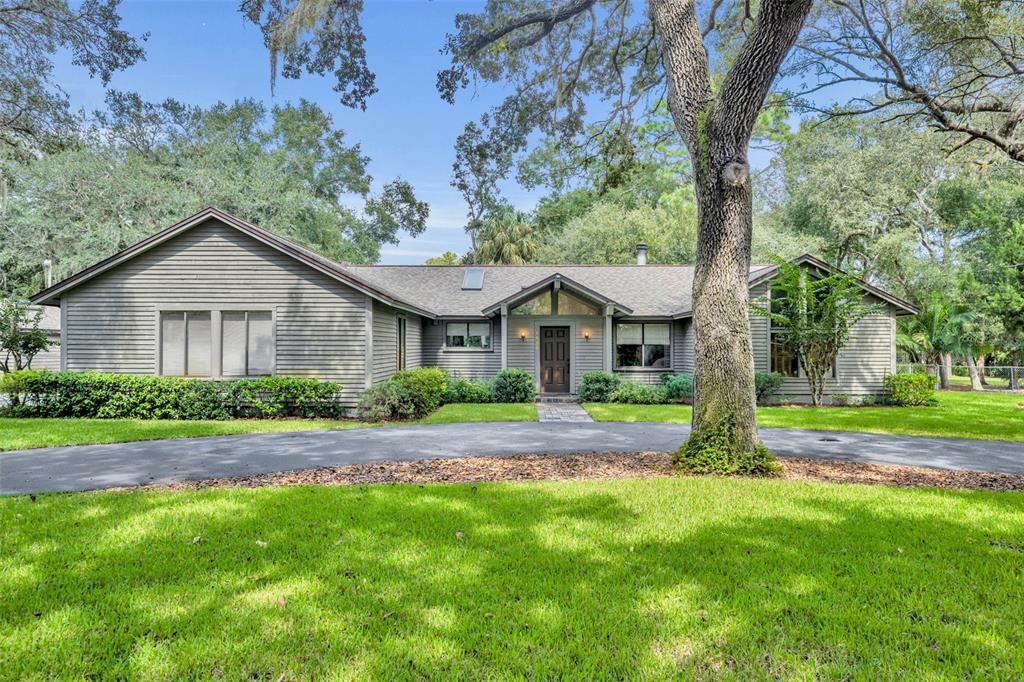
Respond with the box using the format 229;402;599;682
2;422;1023;495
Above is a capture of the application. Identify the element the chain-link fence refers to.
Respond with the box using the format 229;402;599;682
896;363;1023;390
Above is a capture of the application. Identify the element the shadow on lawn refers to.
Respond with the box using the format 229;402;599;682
2;480;1023;678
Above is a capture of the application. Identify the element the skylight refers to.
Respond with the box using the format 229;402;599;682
462;268;484;290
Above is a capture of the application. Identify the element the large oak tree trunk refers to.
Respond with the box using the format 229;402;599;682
651;0;812;469
690;148;760;455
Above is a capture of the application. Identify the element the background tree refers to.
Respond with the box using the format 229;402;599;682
0;301;51;373
792;0;1024;163
425;251;461;266
0;94;428;296
752;259;880;406
896;294;972;389
473;208;539;265
0;0;145;163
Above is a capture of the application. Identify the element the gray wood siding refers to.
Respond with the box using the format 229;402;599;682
507;315;604;391
62;220;369;406
422;318;502;379
26;333;61;371
672;320;694;374
372;301;397;384
371;303;424;381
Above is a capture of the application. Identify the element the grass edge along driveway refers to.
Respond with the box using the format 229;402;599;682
584;390;1024;442
0;403;538;451
2;476;1022;678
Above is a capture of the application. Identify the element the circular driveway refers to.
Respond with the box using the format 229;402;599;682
2;421;1023;495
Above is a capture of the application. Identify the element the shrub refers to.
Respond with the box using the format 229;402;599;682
578;371;621;402
0;369;40;407
225;376;345;418
356;380;418;422
443;376;493;404
662;373;694;401
1;371;343;419
607;381;669;405
673;416;779;475
391;367;448;417
884;373;937;406
754;371;785;405
830;392;852;406
860;394;878;407
491;368;536;403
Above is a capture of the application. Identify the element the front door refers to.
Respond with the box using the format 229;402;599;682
540;326;570;393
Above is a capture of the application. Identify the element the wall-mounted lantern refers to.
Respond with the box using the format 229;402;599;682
519;330;528;342
582;329;592;341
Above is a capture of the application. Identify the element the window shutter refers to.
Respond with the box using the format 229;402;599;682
186;312;212;376
161;312;185;376
222;312;247;375
247;311;273;375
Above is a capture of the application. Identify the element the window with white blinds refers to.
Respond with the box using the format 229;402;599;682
160;311;212;376
222;311;274;376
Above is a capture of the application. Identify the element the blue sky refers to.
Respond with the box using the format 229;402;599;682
55;0;541;263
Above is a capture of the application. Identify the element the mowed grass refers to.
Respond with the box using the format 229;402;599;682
585;390;1024;442
418;402;537;424
0;404;537;451
2;477;1022;678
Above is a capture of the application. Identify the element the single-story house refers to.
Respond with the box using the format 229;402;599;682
30;207;918;405
0;303;61;372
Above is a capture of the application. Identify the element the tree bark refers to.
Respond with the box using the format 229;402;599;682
965;355;983;391
651;0;813;465
939;352;952;389
976;355;988;386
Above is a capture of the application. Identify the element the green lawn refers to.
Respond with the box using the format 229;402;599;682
2;477;1022;678
0;403;536;451
418;402;537;424
585;390;1024;442
949;374;1010;387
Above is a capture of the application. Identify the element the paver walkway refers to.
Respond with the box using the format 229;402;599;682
537;403;593;422
2;422;1022;495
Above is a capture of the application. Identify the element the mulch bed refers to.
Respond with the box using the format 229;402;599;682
125;452;1024;494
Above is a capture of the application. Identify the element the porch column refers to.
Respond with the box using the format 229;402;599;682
500;305;508;370
603;304;613;371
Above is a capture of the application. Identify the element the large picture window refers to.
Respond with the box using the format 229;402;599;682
160;311;211;376
222;311;274;376
615;323;670;368
445;321;491;349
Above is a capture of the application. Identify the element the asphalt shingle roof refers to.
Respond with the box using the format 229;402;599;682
340;265;776;317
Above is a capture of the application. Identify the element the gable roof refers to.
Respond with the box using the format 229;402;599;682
739;254;920;316
29;209;917;320
29;207;436;318
340;264;720;317
478;272;634;316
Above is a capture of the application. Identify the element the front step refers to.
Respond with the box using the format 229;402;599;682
536;394;580;404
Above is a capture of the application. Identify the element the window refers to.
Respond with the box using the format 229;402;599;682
510;288;600;316
222;311;274;376
397;317;407;370
556;290;600;316
461;268;485;290
615;323;670;368
445;321;491;349
511;290;552;315
161;311;211;376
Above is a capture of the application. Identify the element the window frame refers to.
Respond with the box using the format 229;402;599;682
442;319;493;352
159;310;212;377
397;316;407;371
221;310;275;378
614;321;672;371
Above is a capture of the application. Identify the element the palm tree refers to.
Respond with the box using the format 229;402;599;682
474;208;539;265
897;294;972;389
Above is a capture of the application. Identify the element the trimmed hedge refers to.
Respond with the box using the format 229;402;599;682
662;373;693;401
607;382;669;405
754;371;785;405
356;381;418;422
443;377;493;404
491;368;536;403
1;371;344;419
884;373;937;406
392;368;448;417
578;371;621;402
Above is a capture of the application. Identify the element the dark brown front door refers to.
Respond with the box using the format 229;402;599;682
540;326;570;393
